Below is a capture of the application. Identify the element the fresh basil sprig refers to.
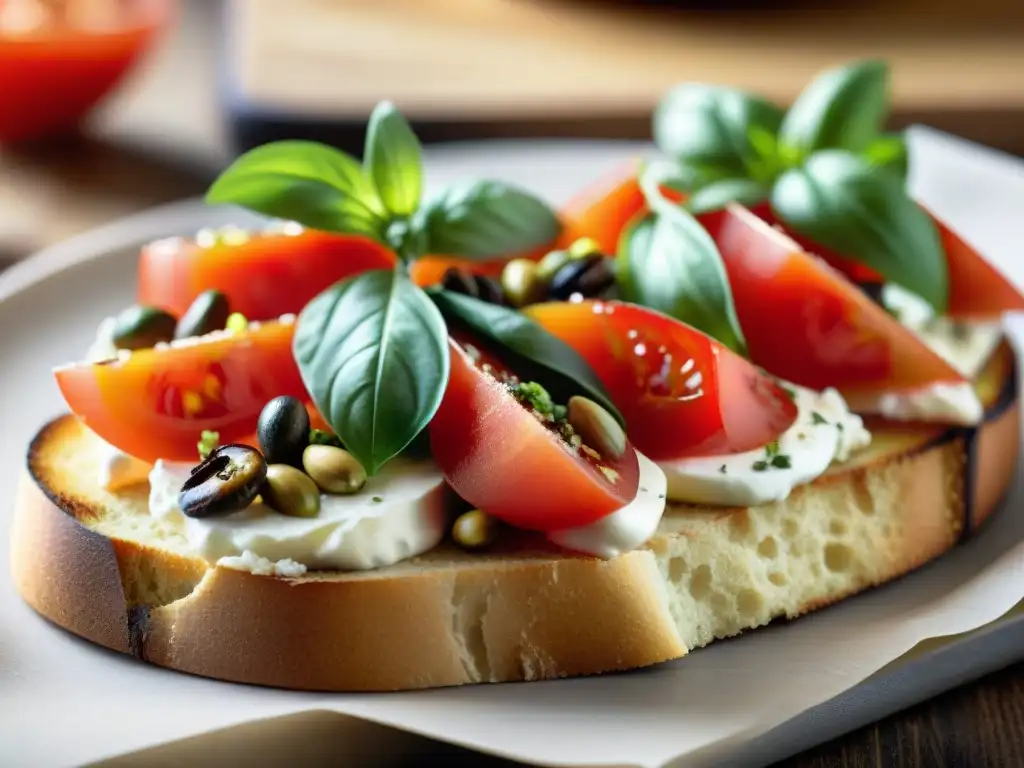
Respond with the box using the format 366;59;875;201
207;100;561;262
778;59;888;160
293;268;449;475
651;59;948;312
617;163;748;356
427;288;625;426
771;151;947;311
654;84;784;187
204;101;624;475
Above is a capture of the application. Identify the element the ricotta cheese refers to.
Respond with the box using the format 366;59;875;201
882;283;1002;379
547;451;667;559
148;458;448;571
868;381;983;426
657;385;871;507
96;438;151;491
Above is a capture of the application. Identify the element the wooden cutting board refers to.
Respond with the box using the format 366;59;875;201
222;0;1024;153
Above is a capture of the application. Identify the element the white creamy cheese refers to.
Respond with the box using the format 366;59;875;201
882;283;1003;379
96;439;152;491
149;458;448;571
85;316;120;363
547;451;667;559
869;381;983;426
217;550;308;578
657;385;871;507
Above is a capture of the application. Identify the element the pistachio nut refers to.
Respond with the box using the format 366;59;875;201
567;395;626;459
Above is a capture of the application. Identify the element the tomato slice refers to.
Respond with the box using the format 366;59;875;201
428;337;640;531
55;321;307;464
559;160;647;255
700;205;965;399
525;300;798;460
750;203;1024;320
137;229;396;321
931;208;1024;319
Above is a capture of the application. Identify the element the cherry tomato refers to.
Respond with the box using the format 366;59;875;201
0;1;171;143
428;337;640;531
525;300;798;460
55;321;307;463
137;230;396;321
700;205;964;398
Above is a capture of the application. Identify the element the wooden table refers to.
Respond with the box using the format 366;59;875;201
4;2;1024;766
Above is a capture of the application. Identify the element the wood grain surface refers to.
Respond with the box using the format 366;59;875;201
224;0;1024;155
4;1;1024;765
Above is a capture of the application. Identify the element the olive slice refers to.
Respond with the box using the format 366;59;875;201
179;444;267;518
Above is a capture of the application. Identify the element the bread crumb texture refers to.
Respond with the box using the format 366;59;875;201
648;440;962;649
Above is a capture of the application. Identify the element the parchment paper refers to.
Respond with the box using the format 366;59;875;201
2;127;1024;768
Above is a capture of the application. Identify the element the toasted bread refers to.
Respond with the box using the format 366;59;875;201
10;342;1019;692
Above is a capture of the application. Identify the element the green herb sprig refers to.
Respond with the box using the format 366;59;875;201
652;59;948;313
616;161;748;356
206;101;615;476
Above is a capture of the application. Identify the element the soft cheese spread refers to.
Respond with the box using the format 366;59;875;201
547;451;667;559
656;384;871;507
148;458;449;571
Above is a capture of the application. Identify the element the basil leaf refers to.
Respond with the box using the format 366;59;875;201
617;209;747;356
686;178;769;215
779;59;888;157
415;181;562;259
771;150;947;312
653;84;784;186
207;141;386;240
293;269;449;475
427;289;625;427
364;101;423;217
862;132;908;181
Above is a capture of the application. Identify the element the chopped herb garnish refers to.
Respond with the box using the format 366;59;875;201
837;422;845;432
197;430;219;460
811;412;828;425
765;440;780;458
752;460;769;472
510;380;555;416
771;454;792;469
781;385;796;401
719;464;728;474
372;496;383;503
552;404;568;422
798;432;807;440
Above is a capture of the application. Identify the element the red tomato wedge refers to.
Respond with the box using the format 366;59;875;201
699;205;965;400
931;208;1024;319
137;230;396;321
559;160;647;255
55;321;307;464
524;301;798;461
428;337;641;531
750;203;1024;320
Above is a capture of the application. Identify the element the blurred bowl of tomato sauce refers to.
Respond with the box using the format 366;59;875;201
0;0;174;143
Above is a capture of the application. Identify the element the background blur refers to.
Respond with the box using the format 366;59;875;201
1;0;1022;264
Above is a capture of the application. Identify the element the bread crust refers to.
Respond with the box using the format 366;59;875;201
10;345;1020;691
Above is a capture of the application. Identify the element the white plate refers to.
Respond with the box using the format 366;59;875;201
2;132;1024;768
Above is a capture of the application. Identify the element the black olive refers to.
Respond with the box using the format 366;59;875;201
112;305;178;350
174;290;231;340
548;253;616;301
179;444;267;518
440;267;506;305
857;281;886;307
257;396;311;467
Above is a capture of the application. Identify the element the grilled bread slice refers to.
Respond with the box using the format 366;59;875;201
11;343;1019;692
